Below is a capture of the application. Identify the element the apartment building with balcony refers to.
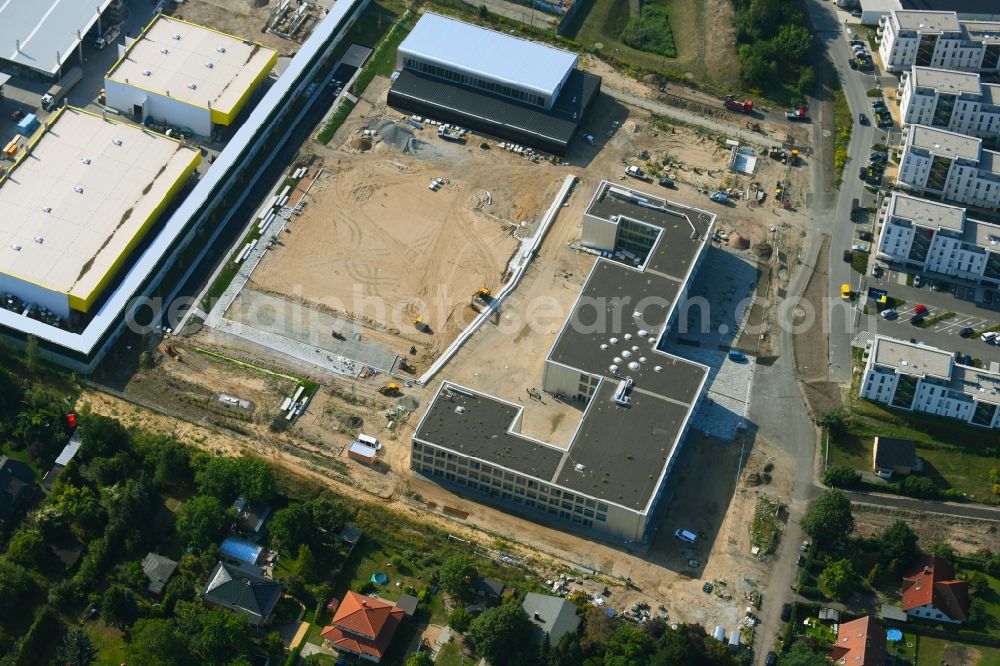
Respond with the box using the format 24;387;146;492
898;66;1000;141
875;192;1000;286
860;336;1000;429
896;124;1000;207
878;11;1000;73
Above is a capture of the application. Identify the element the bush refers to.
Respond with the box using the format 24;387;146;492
895;475;940;499
449;607;474;632
823;465;861;488
620;6;677;58
798;585;823;599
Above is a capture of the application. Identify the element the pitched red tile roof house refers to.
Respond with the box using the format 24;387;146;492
321;591;405;662
902;555;970;623
830;616;886;666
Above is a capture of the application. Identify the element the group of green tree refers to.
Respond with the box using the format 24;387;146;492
731;0;814;96
0;399;353;666
790;490;993;657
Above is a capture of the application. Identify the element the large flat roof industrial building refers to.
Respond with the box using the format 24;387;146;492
0;107;201;320
0;0;115;78
387;13;600;154
412;182;715;543
105;15;279;137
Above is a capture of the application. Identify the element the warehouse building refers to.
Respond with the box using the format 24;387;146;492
0;107;201;321
411;182;715;543
105;15;279;137
860;336;1000;429
896;124;1000;207
0;0;372;372
875;192;1000;285
898;66;1000;141
877;10;1000;73
0;0;120;78
387;13;600;154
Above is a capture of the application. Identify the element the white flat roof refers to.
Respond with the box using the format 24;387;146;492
397;13;577;98
0;0;112;76
910;66;981;95
893;10;961;32
873;336;953;379
106;15;277;117
908;124;982;161
0;108;200;308
888;192;967;231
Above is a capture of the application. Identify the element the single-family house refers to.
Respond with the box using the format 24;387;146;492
321;591;405;663
0;456;35;529
473;578;508;606
522;592;581;644
201;561;283;625
873;436;920;477
902;556;970;623
142;552;179;596
830;616;886;666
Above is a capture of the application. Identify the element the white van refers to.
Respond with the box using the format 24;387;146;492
983;331;998;343
358;434;382;450
674;529;697;544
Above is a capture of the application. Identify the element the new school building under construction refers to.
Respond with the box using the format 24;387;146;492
411;181;717;543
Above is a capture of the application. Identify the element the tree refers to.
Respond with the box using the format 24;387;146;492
175;602;251;665
879;520;918;569
822;465;860;488
406;653;435;666
77;414;130;460
25;334;39;371
468;603;535;666
797;66;815;95
290;544;320;583
782;639;830;666
773;24;812;64
55;628;98;666
653;623;734;665
0;559;36;622
448;607;473;632
5;528;49;569
195;457;276;503
899;475;939;499
176;495;228;553
816;409;849;438
969;573;990;596
820;559;860;602
439;554;477;599
269;503;313;552
801;490;854;547
604;624;654;666
968;597;988;627
126;619;192;666
103;586;139;629
477;4;488;19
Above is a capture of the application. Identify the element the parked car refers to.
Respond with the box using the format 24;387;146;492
728;350;748;362
910;314;925;325
851;242;869;252
841;283;851;300
674;529;697;543
858;231;873;241
881;309;898;320
658;177;675;188
914;275;924;287
859;113;868;125
959;327;975;338
843;249;853;262
931;279;943;291
983;331;999;343
766;652;779;666
781;603;792;622
872;265;884;278
914;304;928;315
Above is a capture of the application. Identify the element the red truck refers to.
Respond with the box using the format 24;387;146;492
785;108;809;122
724;98;754;113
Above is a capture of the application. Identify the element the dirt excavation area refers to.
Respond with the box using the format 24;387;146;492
853;504;1000;555
169;0;326;51
246;152;535;364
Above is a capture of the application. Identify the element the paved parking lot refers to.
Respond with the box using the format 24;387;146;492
862;266;1000;364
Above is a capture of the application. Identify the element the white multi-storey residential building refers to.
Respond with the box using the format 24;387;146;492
878;11;1000;73
860;336;1000;429
898;67;1000;140
876;192;1000;285
896;125;1000;207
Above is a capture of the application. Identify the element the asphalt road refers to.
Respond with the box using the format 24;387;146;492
804;3;884;385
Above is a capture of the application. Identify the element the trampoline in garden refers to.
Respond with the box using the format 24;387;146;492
371;572;389;585
886;629;903;642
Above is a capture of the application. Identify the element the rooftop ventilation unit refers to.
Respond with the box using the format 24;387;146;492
142;69;151;76
217;46;226;53
613;377;634;407
160;48;169;54
205;61;214;69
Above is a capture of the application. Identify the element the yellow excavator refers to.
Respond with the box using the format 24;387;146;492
414;316;429;333
379;382;402;397
471;287;492;311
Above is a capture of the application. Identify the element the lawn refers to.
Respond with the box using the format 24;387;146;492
436;641;476;665
84;621;126;666
833;87;852;187
831;384;1000;502
886;628;919;664
917;635;1000;666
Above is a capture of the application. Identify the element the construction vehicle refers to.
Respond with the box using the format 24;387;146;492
379;383;402;397
785;108;809;122
471;287;492;310
331;329;346;340
41;66;83;111
724;97;754;113
414;316;430;333
163;344;180;358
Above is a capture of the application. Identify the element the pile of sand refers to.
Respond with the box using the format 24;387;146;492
622;120;642;134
